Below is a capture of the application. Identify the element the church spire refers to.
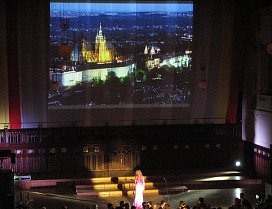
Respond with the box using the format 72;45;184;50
96;22;104;40
144;45;148;54
99;22;103;37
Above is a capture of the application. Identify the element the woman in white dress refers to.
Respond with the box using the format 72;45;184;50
133;170;145;209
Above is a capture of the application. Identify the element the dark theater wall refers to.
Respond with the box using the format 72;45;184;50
0;0;49;129
17;0;49;128
191;0;235;124
0;0;272;181
2;0;238;128
0;125;243;177
0;1;9;127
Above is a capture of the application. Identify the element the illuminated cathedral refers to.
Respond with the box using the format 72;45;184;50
81;23;116;64
51;23;136;87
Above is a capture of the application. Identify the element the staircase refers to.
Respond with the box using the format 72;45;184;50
75;176;188;198
75;171;263;198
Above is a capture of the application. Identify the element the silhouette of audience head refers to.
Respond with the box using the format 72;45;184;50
108;203;114;209
142;201;148;209
179;201;186;206
124;202;130;209
120;201;125;208
199;198;205;204
147;201;153;209
160;200;167;209
92;204;98;209
233;197;241;206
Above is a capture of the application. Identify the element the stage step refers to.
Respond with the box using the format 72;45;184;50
76;182;155;190
77;186;189;198
75;172;262;198
75;176;188;197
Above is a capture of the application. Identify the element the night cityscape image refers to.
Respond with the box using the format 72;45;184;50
48;2;193;108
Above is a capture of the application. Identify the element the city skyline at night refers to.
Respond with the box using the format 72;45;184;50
49;2;193;108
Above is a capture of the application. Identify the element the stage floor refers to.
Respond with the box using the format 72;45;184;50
24;170;264;209
29;187;262;209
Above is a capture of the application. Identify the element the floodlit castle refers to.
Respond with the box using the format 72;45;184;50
50;23;136;87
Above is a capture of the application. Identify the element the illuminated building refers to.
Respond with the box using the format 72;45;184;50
144;44;191;70
51;62;136;87
50;23;136;87
145;55;191;70
82;23;116;64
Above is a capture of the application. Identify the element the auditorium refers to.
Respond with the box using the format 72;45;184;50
0;0;272;209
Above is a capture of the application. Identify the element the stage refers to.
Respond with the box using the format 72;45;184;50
17;170;263;209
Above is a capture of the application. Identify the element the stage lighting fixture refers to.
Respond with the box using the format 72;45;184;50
235;161;241;167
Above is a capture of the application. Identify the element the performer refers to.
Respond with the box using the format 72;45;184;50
133;170;145;209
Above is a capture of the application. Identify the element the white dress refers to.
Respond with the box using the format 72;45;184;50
133;178;145;209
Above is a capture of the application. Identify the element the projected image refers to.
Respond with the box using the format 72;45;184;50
49;2;193;108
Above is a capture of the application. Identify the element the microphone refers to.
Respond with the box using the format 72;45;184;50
163;177;169;204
